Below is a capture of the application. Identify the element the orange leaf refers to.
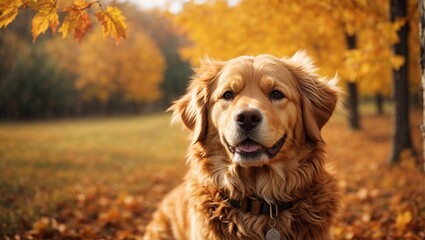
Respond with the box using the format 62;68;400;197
95;6;127;44
29;0;59;41
74;12;92;42
59;1;92;43
98;207;121;226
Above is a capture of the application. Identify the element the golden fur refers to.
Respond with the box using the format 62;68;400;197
143;52;340;240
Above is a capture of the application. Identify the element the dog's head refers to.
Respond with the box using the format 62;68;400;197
170;52;339;167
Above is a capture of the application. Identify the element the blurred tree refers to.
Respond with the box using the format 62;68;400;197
0;33;75;119
0;11;78;119
76;27;165;107
346;34;360;129
48;3;188;114
1;1;191;118
46;35;80;78
388;0;415;164
1;1;198;118
122;5;192;104
146;12;193;104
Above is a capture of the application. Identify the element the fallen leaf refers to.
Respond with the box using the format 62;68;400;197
30;217;51;235
356;188;368;201
395;210;412;231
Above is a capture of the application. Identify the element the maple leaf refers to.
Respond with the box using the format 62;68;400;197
95;6;127;44
29;0;59;42
74;12;92;42
0;0;23;28
59;0;93;43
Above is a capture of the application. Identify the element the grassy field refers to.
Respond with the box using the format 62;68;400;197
0;109;424;239
0;114;188;237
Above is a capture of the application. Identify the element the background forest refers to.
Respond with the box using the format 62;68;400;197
0;0;424;239
0;0;421;119
0;2;192;119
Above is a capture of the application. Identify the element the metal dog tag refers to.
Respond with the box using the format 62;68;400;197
266;202;281;240
265;227;281;240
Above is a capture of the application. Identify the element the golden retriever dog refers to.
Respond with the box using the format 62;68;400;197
143;52;340;240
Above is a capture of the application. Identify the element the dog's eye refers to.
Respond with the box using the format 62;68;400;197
222;91;234;101
270;90;285;100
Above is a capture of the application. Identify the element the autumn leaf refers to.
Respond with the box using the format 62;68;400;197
59;0;93;43
0;0;23;28
98;207;121;226
29;0;59;41
395;210;412;231
95;6;127;44
73;12;92;42
30;217;51;235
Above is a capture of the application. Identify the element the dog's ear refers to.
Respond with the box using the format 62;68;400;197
168;58;224;144
287;51;340;143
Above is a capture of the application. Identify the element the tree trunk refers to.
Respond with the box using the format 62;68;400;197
347;82;360;129
419;0;425;171
375;93;384;115
388;0;415;164
346;34;360;129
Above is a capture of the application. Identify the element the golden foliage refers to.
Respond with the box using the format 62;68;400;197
41;4;169;107
0;0;126;44
76;26;165;102
174;0;420;96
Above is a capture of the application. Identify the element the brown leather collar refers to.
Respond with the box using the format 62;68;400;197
229;197;293;216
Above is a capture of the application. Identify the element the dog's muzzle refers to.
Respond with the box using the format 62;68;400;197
225;134;287;160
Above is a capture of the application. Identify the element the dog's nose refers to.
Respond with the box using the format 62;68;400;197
236;109;262;132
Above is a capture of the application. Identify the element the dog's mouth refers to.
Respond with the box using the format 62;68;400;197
225;134;287;160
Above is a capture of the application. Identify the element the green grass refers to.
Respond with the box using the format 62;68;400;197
0;114;188;235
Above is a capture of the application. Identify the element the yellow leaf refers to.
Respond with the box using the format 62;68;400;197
58;15;73;39
395;210;412;231
95;6;127;44
30;0;59;41
0;0;23;28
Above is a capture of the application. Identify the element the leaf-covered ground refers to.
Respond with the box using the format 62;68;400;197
324;113;424;239
0;110;424;239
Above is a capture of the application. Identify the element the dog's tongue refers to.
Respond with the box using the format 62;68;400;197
237;141;261;153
